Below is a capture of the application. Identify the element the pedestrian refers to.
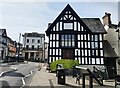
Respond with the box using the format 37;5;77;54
76;74;80;85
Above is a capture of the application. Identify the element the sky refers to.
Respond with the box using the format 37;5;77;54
0;0;119;43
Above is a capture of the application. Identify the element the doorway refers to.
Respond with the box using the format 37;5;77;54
62;49;74;59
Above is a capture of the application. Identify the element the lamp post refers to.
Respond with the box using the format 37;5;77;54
17;33;21;62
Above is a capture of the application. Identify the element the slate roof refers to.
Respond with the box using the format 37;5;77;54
109;24;118;29
0;29;7;37
103;40;119;58
23;32;45;38
118;21;120;27
81;18;107;34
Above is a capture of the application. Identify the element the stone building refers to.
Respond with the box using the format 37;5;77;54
0;29;8;62
103;12;120;75
22;32;45;62
44;42;48;61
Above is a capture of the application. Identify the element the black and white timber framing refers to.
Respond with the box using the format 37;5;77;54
46;4;107;65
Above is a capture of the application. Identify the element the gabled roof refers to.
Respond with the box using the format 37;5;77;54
0;29;7;37
103;40;119;58
118;21;120;27
46;4;106;36
81;18;107;34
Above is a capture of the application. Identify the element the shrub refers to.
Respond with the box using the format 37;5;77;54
50;59;79;71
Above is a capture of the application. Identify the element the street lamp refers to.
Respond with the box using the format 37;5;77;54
17;33;21;62
116;28;120;47
115;29;120;66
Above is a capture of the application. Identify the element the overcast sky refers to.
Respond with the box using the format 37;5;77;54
0;0;119;43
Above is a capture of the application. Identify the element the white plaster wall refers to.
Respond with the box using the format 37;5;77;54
23;37;44;49
104;28;118;55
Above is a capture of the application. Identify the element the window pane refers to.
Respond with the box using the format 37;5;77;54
50;41;52;47
56;34;59;40
78;42;80;48
53;34;55;40
56;49;58;55
56;42;59;47
92;58;95;64
68;35;71;39
89;58;91;64
88;50;90;56
81;35;83;40
65;35;67;40
95;35;98;41
72;41;75;46
100;50;103;56
95;42;98;48
27;39;29;43
100;42;103;48
38;40;40;43
96;50;98;56
81;42;83;48
53;41;55;47
99;34;102;41
61;35;64;40
81;26;84;31
74;22;77;30
69;41;71;46
85;50;87;56
78;35;80;40
65;41;67;46
64;23;73;29
85;42;87;48
92;50;94;56
96;58;100;64
32;39;34;43
72;35;75;40
91;35;94;41
50;34;52;40
61;41;64;46
85;58;88;64
91;42;94;48
60;22;62;30
84;35;86;40
101;58;104;64
59;49;61;55
81;50;84;56
53;49;55;55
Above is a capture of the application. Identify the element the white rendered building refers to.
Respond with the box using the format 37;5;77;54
22;32;45;62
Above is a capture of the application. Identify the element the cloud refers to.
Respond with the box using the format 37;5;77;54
0;2;57;42
0;1;119;43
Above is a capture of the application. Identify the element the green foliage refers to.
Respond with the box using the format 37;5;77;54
50;59;79;71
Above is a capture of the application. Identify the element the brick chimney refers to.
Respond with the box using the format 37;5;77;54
102;12;111;26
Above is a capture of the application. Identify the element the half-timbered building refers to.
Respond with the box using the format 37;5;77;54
46;4;107;65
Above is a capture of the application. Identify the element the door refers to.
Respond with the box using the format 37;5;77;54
62;49;74;59
25;53;28;60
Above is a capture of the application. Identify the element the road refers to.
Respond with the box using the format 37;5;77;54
0;62;39;88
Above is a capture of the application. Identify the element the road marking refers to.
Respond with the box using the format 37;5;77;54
22;78;25;85
20;68;38;88
0;68;17;77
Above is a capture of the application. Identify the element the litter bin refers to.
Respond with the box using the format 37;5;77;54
56;68;66;85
